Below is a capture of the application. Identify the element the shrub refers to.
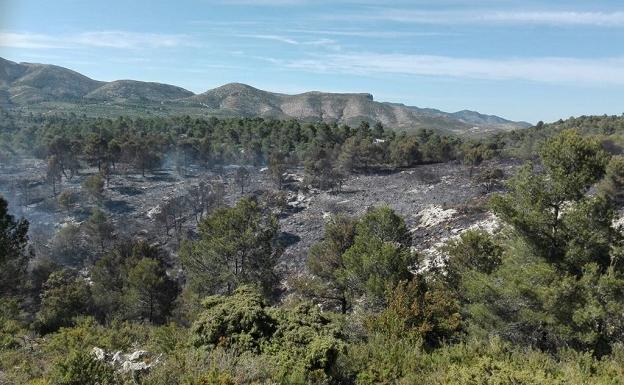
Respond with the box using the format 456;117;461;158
51;351;118;385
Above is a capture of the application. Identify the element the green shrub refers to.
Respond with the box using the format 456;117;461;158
51;351;118;385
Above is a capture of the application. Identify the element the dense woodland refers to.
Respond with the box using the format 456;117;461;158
1;111;624;384
0;112;491;184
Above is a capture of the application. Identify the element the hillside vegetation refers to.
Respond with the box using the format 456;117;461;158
1;112;624;384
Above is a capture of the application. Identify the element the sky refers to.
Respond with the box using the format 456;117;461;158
0;0;623;123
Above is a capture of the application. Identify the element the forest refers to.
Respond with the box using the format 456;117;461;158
1;112;624;384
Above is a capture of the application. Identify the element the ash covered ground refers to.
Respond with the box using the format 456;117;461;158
0;157;521;276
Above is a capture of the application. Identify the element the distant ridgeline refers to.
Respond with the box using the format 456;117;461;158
0;57;530;136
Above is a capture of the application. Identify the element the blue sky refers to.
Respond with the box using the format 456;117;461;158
1;0;623;123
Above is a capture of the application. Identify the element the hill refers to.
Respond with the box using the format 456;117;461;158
84;80;194;102
0;57;531;135
187;83;531;133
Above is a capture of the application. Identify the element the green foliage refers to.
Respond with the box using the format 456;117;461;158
539;129;609;201
182;370;235;385
181;197;281;297
0;195;30;298
6;115;624;383
51;350;118;385
389;134;421;167
349;337;624;385
125;257;180;324
442;230;503;291
296;215;358;313
36;269;93;334
84;208;114;253
342;206;415;306
82;173;105;201
192;286;346;384
490;130;612;268
91;240;179;323
500;114;624;159
465;130;624;355
191;286;276;352
266;303;346;385
1;112;467;196
599;155;624;206
0;298;28;350
461;141;494;176
299;208;415;312
367;278;462;349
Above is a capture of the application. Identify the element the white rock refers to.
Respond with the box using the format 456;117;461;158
127;350;148;361
92;347;106;361
146;206;161;219
416;205;457;228
94;347;160;375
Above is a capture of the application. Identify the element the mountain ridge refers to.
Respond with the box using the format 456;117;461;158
0;57;531;134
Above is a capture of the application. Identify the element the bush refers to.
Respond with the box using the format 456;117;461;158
192;287;347;384
36;270;93;334
51;351;118;385
191;286;276;352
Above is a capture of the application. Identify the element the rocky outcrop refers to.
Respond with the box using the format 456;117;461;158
92;347;161;382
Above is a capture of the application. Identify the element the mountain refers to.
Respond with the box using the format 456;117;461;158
0;58;104;105
84;80;194;102
187;83;530;133
0;57;531;134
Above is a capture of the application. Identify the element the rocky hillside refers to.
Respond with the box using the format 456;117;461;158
187;83;530;133
0;57;531;134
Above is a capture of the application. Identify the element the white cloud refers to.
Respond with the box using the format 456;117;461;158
0;31;198;49
237;34;300;45
237;33;340;49
334;10;624;27
483;11;624;26
0;32;69;49
284;29;455;38
280;52;624;85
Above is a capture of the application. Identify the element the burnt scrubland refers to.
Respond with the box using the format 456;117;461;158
1;111;624;384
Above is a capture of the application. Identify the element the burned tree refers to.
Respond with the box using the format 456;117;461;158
47;136;81;180
84;208;115;254
121;140;162;177
268;151;287;190
84;133;109;172
46;155;63;197
82;173;105;202
155;195;189;242
186;181;225;224
476;167;505;193
235;166;251;194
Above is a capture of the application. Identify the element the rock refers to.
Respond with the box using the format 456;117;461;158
614;212;624;229
91;347;106;361
467;213;501;234
415;205;457;228
92;347;161;377
127;350;149;362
